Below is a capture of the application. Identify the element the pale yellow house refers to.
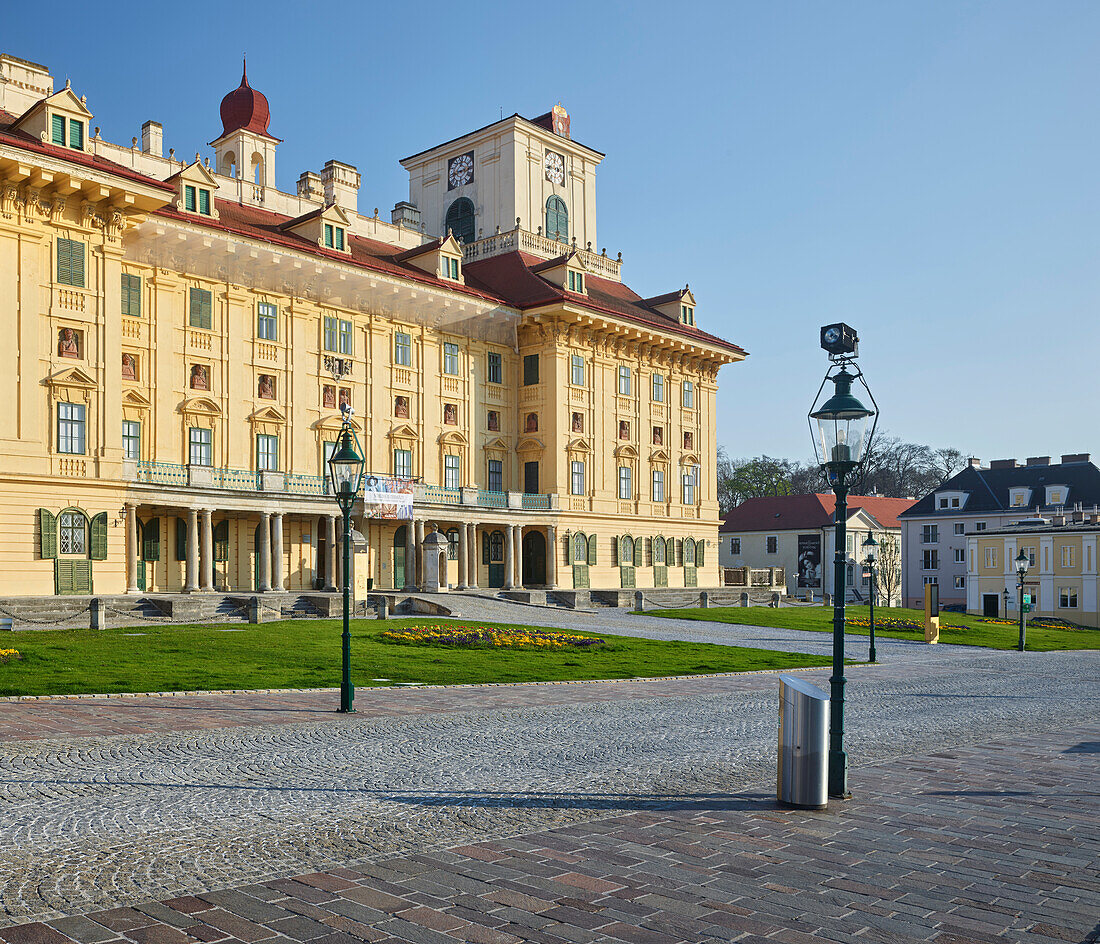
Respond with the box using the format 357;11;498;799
0;54;743;600
967;517;1100;627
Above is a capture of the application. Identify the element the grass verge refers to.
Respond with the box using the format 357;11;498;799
0;618;831;697
651;605;1100;651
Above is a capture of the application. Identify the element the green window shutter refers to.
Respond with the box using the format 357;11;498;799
587;533;597;565
51;114;65;146
38;508;57;559
73;559;92;593
175;517;187;561
70;241;85;288
90;512;108;560
634;537;642;567
121;273;142;317
214;520;229;561
198;189;210;215
482;532;490;565
142;517;160;561
667;537;676;565
203;291;212;327
55;559;72;594
184;185;196;212
69;119;84;150
613;537;620;566
56;239;71;285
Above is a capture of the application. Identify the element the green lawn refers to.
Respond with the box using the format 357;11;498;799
651;605;1100;651
0;618;832;697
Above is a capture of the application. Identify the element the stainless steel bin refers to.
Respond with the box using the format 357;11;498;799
777;675;829;810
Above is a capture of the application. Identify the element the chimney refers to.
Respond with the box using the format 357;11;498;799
1061;453;1090;464
141;120;162;157
321;160;360;213
968;457;982;469
989;459;1018;470
1052;514;1066;527
296;171;324;202
1025;456;1050;467
391;201;421;228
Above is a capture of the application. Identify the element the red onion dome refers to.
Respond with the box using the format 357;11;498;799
219;60;271;138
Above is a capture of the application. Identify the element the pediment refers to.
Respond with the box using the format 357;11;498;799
249;405;287;424
178;396;222;416
47;366;97;389
12;86;93;137
516;437;544;453
613;443;639;459
437;430;469;447
388;423;419;441
566;437;591;454
312;415;362;432
122;389;151;408
681;452;700;466
484;436;509;452
169;159;220;189
649;448;670;463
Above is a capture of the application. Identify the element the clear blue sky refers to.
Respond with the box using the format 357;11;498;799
8;1;1097;464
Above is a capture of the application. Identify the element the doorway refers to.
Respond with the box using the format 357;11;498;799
393;525;407;589
315;516;329;590
982;593;1000;618
524;461;539;495
522;530;546;586
486;530;505;587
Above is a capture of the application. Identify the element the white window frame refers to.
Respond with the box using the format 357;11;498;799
984;546;997;569
443;342;459;376
682;380;695;409
394;331;411;366
257;302;277;341
444;454;460;489
651;468;665;503
122;420;141;460
189;427;212;467
618;466;632;501
393;448;412;479
652;373;665;402
954;522;965;535
57;402;86;455
571;461;585;496
954;548;965;563
1061;545;1075;568
617;365;631;396
256;434;279;472
571;355;585;387
1059;586;1078;608
954;575;965;589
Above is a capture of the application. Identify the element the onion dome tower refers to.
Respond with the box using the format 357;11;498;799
209;59;281;189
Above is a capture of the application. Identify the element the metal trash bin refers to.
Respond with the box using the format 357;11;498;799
777;675;829;810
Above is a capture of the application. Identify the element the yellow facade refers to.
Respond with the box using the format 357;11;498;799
0;56;743;598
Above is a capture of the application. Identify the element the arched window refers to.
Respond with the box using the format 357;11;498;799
573;532;588;563
621;536;634;566
545;196;568;242
654;536;666;565
445;198;475;245
59;510;87;555
684;538;697;567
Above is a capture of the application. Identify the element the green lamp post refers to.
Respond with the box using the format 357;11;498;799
327;406;365;713
809;325;877;799
862;531;878;663
1015;549;1030;652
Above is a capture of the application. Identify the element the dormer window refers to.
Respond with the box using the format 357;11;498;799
184;185;213;216
568;270;585;293
680;305;694;325
323;224;345;250
51;115;85;151
442;257;460;280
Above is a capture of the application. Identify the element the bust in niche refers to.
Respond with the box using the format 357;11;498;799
443;403;458;426
58;328;80;359
571;412;583;433
619;420;630;440
323;384;336;409
487;410;499;431
395;395;409;418
121;352;137;380
683;431;693;450
525;412;538;433
339;387;351;408
652;426;663;445
190;364;209;390
258;374;275;399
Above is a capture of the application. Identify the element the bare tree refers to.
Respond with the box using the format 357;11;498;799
873;532;902;606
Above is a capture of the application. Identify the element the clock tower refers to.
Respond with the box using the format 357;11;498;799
399;104;603;251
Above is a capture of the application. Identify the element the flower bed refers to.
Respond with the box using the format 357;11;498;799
380;625;604;650
0;648;21;664
845;616;965;632
974;616;1081;630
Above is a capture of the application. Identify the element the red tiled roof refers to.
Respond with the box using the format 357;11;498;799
720;493;916;532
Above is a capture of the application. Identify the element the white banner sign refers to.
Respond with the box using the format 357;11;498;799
361;476;414;519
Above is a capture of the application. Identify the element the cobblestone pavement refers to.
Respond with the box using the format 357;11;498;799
1;721;1096;944
1;647;1097;928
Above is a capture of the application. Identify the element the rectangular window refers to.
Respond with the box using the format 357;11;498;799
444;454;461;489
394;331;411;365
338;319;353;355
184;185;196;212
618;466;632;500
56;238;85;287
57;403;85;455
984;547;997;569
324;224;334;248
198;188;210;216
923;550;939;569
954;548;966;563
571;461;585;496
69;119;84;150
443;342;459;375
618;365;631;396
568;270;584;292
334;227;345;251
188;427;212;467
766;536;778;554
257;302;277;340
1061;545;1076;568
922;525;939;543
682;472;696;506
323;316;339;352
730;537;741;555
939;498;948;509
488;459;503;493
256;434;278;471
923;575;938;585
523;354;539;386
652;468;665;502
952;497;960;507
51;114;65;146
444;257;459;279
652;373;664;402
487;352;502;384
121;273;141;317
1059;587;1078;608
975;522;987;531
122;420;141;460
683;381;695;409
954;575;966;589
571;355;585;386
1023;546;1036;567
393;448;412;479
189;287;212;329
954;522;965;535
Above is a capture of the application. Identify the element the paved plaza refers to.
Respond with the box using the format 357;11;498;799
0;611;1098;942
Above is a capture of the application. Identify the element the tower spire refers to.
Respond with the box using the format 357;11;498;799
242;55;248;86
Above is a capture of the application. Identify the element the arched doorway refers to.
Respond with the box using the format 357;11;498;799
393;525;407;589
522;530;546;586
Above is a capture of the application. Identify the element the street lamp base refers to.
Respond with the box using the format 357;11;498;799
337;708;357;714
828;749;850;799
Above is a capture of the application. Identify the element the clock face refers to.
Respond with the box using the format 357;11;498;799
448;152;474;190
544;150;565;186
823;327;841;345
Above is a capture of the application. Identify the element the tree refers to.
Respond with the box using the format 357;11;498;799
717;451;793;513
873;532;902;606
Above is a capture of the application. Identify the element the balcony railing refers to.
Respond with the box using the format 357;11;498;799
724;566;786;588
461;227;623;282
135;461;189;486
211;467;259;491
421;485;461;505
478;489;508;508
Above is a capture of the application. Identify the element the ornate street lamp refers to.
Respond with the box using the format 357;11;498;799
862;532;878;664
809;323;877;799
1015;549;1030;652
327;405;365;713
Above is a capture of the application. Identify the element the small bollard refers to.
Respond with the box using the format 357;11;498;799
635;590;644;612
823;592;832;607
249;596;261;624
701;591;710;609
740;592;749;607
771;591;781;608
377;597;389;620
90;597;103;631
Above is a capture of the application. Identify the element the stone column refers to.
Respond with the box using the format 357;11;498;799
546;524;557;589
325;516;337;591
514;525;524;588
200;509;214;591
404;519;417;590
503;524;515;590
184;508;200;592
271;513;284;591
258;511;272;592
457;523;468;590
415;519;425;588
126;503;139;593
467;523;478;589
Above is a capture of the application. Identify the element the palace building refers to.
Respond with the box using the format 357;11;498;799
0;52;743;601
